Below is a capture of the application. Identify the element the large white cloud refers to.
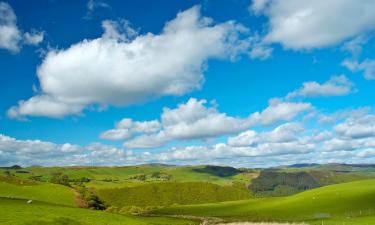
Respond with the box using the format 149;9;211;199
9;6;254;119
251;0;375;49
0;2;43;53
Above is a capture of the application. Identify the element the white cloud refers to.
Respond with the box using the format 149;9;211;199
334;114;375;139
101;19;138;42
100;118;161;141
3;109;375;166
251;0;375;49
247;34;273;60
0;2;44;53
342;58;375;80
9;6;252;118
0;2;21;52
228;130;258;147
85;0;110;19
23;30;44;45
7;95;84;119
253;99;312;125
123;98;255;148
228;122;303;147
104;98;312;149
250;0;271;15
286;75;354;99
160;98;252;140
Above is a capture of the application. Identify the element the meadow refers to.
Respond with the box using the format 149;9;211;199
1;164;375;224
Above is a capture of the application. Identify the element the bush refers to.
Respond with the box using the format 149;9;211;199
50;173;70;187
76;186;106;210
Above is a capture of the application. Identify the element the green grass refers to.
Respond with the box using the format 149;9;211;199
97;181;252;207
0;180;75;206
0;198;198;225
154;179;375;224
2;165;256;189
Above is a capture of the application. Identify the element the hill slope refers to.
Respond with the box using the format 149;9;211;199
155;179;375;224
97;181;251;207
0;198;198;225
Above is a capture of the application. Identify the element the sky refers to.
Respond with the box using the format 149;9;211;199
1;0;375;167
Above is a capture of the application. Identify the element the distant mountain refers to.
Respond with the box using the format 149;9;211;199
287;163;320;168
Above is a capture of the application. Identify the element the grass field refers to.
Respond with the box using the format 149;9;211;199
2;164;375;225
154;179;375;224
0;179;75;206
97;181;251;207
0;198;198;225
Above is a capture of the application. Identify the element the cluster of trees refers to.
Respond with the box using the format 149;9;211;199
50;173;70;186
250;170;320;196
128;172;172;181
50;173;91;186
76;185;106;210
193;165;240;177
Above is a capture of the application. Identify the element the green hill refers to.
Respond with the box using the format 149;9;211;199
154;179;375;224
0;198;198;225
97;181;252;207
0;176;75;207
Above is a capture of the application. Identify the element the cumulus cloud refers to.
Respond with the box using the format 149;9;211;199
228;122;303;147
7;95;84;119
123;98;255;148
251;0;375;49
9;6;253;119
101;98;311;149
253;99;312;125
286;75;354;99
3;109;375;166
334;114;375;139
0;2;44;53
100;118;161;141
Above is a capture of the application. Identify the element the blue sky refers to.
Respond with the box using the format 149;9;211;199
1;0;375;167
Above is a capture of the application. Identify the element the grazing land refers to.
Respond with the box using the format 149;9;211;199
1;164;375;224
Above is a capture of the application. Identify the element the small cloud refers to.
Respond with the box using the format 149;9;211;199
84;0;111;19
0;2;44;53
23;29;44;45
286;75;355;99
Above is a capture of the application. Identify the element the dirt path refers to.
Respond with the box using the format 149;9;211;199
73;189;87;208
215;223;308;225
144;213;224;225
145;214;308;225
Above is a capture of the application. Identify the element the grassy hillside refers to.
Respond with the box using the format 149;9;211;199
3;165;256;189
97;181;252;207
0;198;198;225
0;176;75;206
154;179;375;224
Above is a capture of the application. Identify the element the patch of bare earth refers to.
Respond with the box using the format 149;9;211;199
74;189;88;208
216;223;308;225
